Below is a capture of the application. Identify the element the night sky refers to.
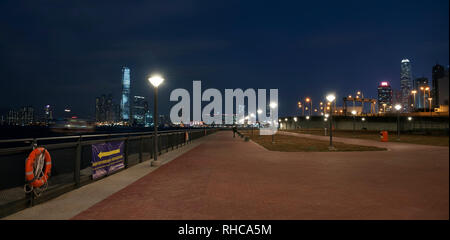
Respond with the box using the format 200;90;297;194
0;0;448;119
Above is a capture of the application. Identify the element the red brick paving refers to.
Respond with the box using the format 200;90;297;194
72;131;449;219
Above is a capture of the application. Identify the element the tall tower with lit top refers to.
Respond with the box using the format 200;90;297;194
120;67;131;122
400;59;413;112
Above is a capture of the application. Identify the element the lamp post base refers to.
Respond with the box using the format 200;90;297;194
151;160;163;167
328;146;336;151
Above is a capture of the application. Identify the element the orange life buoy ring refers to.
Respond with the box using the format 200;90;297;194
25;147;51;188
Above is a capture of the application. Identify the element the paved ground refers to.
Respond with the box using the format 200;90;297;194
69;131;448;220
3;136;209;220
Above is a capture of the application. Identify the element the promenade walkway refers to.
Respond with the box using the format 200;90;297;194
5;131;449;219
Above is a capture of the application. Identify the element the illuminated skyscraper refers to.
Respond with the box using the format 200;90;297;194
131;95;148;126
19;106;34;125
96;94;116;123
120;67;131;122
437;67;449;107
377;81;393;112
144;111;153;127
432;64;445;108
413;77;429;109
44;104;53;122
400;59;413;112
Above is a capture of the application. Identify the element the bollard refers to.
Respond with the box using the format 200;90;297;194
74;137;81;187
380;131;389;142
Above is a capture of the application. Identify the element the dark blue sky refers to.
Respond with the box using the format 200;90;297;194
0;0;448;118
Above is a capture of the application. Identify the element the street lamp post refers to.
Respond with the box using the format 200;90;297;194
270;102;277;144
421;87;429;112
411;90;417;111
257;109;263;130
320;102;323;115
326;94;336;150
250;113;256;135
356;91;364;114
428;97;433;116
351;110;357;135
408;116;414;131
148;75;164;163
395;104;402;140
306;98;312;116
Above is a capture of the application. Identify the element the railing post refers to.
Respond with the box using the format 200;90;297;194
139;136;143;163
124;136;129;168
28;138;37;207
166;134;169;153
171;133;174;151
74;136;81;187
150;136;156;159
158;133;161;156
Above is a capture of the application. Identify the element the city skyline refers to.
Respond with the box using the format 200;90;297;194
0;0;448;118
1;60;448;123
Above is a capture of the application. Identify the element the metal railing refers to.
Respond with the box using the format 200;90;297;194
0;128;218;218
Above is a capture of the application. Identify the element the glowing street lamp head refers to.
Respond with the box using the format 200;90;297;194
293;117;297;122
305;98;310;102
326;94;336;102
408;117;413;121
305;116;310;120
411;90;417;94
269;102;278;109
148;75;164;87
394;104;402;111
257;109;263;114
351;110;357;115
